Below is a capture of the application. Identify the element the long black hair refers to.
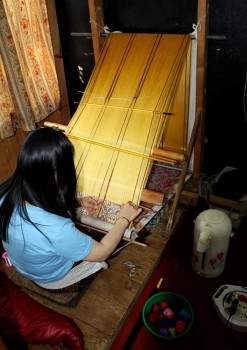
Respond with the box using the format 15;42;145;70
0;127;78;242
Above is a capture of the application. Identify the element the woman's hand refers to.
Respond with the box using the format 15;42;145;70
84;201;142;262
117;201;142;224
79;196;98;215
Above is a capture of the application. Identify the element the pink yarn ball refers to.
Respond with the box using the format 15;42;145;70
163;307;174;319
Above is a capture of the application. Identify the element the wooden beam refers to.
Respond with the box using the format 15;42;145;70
182;190;199;206
210;195;241;211
193;0;210;177
43;121;67;132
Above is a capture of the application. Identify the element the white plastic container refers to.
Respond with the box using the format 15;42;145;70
192;209;234;278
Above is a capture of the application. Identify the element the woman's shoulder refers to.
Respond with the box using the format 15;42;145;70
26;205;73;226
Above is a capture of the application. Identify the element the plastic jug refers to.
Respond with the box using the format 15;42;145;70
192;209;233;278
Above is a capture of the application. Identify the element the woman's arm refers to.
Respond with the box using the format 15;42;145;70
84;202;142;261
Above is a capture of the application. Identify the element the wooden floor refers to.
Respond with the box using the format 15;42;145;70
3;203;188;350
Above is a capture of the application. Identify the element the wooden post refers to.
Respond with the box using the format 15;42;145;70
193;0;210;177
88;0;105;64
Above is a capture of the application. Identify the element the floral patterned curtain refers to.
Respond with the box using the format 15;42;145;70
0;0;60;139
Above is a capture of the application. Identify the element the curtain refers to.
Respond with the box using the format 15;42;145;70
0;0;60;139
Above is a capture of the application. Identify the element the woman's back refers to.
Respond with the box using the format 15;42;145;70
2;203;93;283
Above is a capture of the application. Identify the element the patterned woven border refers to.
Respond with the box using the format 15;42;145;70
77;164;191;233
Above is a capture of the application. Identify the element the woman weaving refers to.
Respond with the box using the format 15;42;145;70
0;128;141;292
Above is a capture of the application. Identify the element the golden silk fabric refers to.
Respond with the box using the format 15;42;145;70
66;33;191;205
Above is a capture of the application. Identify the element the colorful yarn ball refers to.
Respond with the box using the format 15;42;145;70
159;327;169;336
179;307;192;321
152;303;162;313
175;320;186;334
163;307;174;319
145;297;193;338
169;327;176;336
160;301;169;309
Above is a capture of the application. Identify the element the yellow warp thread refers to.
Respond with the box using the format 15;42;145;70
66;33;191;205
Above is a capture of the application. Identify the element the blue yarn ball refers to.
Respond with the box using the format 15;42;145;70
179;307;191;321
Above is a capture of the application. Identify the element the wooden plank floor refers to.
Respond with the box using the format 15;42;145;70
2;204;187;350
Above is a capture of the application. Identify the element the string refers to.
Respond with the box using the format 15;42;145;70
89;19;105;32
94;41;144;203
101;35;167;204
190;2;210;38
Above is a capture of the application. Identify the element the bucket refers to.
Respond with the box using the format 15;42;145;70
142;292;194;339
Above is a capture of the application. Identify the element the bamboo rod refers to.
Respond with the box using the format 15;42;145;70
44;121;67;132
152;148;185;162
67;133;178;164
138;204;158;212
43;121;178;165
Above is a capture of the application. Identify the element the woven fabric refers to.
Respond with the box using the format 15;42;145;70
36;260;108;289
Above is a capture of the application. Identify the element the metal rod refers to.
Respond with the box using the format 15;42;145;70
70;32;109;37
206;35;226;40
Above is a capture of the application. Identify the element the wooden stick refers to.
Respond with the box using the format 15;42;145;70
138;204;158;212
67;133;178;164
43;122;179;165
152;148;185;162
44;121;67;132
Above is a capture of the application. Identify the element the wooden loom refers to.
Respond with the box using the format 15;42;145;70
46;33;200;234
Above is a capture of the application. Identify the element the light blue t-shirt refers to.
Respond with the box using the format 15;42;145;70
2;205;93;283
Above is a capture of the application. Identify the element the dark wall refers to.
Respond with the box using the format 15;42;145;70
203;1;247;175
103;0;197;34
55;0;95;115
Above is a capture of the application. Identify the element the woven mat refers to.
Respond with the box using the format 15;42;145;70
0;263;83;307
